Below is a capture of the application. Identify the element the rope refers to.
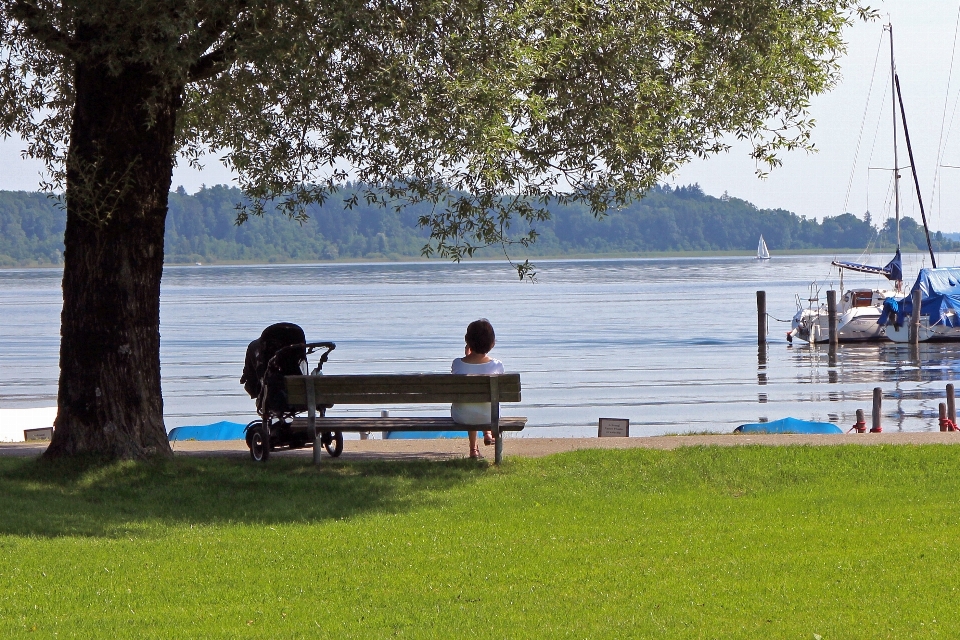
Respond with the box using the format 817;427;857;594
844;32;886;213
765;313;793;323
932;2;960;227
940;416;959;432
847;419;867;434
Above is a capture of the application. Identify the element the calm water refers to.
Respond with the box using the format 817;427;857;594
3;254;960;436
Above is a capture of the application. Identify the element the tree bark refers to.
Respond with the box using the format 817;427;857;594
45;60;181;459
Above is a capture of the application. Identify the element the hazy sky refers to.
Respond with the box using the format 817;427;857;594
4;1;960;229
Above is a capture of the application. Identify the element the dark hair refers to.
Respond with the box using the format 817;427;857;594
465;318;496;354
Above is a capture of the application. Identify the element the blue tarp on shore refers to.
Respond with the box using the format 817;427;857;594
166;422;472;441
384;430;469;439
735;417;842;435
168;421;249;441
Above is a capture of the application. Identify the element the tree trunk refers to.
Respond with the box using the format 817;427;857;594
45;60;181;459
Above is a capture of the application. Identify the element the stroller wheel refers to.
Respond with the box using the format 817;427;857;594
249;424;271;462
324;431;344;457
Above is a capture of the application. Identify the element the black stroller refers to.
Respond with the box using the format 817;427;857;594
240;322;342;462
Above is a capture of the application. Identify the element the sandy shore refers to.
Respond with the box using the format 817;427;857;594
3;431;960;461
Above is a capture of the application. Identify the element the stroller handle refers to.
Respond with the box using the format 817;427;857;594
265;341;336;374
306;342;336;369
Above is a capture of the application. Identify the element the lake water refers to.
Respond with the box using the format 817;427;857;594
3;253;960;437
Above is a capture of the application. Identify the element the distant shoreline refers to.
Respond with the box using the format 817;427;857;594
1;247;942;270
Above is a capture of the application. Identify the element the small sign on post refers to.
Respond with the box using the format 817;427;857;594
24;427;53;441
598;418;629;437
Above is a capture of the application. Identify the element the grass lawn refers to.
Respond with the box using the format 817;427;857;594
1;445;959;638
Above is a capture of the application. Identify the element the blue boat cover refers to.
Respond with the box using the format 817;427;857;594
879;266;960;328
735;417;843;434
168;421;249;441
832;248;902;282
384;430;469;439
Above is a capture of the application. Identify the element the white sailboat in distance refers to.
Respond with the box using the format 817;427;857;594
756;235;770;260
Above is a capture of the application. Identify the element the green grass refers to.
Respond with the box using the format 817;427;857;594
1;446;959;638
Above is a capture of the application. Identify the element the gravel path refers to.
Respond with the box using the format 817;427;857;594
3;431;959;461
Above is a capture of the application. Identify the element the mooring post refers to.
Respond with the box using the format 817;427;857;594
854;408;866;433
871;387;883;433
910;288;922;344
757;291;766;346
940;403;949;431
827;290;838;346
948;383;956;426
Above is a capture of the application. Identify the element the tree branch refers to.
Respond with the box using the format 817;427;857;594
10;0;79;58
186;5;263;84
187;33;241;83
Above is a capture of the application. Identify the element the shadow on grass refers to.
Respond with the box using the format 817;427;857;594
0;455;490;539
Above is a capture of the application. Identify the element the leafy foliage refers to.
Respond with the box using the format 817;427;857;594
3;183;954;267
2;0;872;273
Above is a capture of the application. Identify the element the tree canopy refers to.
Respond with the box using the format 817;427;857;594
4;0;870;268
0;0;871;459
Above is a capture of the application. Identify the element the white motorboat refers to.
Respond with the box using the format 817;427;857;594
757;235;770;260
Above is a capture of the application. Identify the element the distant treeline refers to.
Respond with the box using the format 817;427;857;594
0;184;956;266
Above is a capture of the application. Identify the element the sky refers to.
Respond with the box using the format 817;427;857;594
4;1;960;229
673;0;960;231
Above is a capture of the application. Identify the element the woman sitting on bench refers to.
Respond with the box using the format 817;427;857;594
451;319;504;459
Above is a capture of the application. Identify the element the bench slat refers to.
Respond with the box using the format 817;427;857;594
287;374;521;394
290;416;527;432
285;374;521;406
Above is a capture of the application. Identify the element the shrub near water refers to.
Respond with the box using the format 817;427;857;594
0;445;958;638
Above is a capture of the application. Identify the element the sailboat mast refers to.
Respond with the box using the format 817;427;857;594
889;23;901;249
895;76;938;268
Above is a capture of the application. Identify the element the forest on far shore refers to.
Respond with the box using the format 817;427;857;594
0;183;956;266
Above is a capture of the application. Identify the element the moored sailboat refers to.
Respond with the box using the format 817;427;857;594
789;23;916;344
881;267;960;342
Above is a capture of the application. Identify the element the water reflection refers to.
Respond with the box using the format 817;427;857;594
785;340;960;432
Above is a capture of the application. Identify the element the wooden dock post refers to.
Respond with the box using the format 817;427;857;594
827;290;838;345
910;288;922;344
871;387;883;433
940;403;949;431
948;384;956;426
757;291;766;346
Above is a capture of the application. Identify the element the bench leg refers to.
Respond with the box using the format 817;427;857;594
489;383;502;465
306;380;320;466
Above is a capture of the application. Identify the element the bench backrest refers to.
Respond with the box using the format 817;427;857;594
285;373;521;406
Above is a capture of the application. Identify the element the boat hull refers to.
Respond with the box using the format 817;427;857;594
884;319;960;343
791;306;886;343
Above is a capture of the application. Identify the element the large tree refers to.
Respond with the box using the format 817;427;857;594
1;0;868;459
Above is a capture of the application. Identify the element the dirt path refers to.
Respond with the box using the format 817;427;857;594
3;431;959;461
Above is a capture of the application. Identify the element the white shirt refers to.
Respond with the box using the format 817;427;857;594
450;357;504;425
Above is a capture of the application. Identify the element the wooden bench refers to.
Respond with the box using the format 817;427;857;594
284;373;525;464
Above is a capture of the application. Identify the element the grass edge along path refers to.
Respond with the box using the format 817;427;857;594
0;445;958;638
